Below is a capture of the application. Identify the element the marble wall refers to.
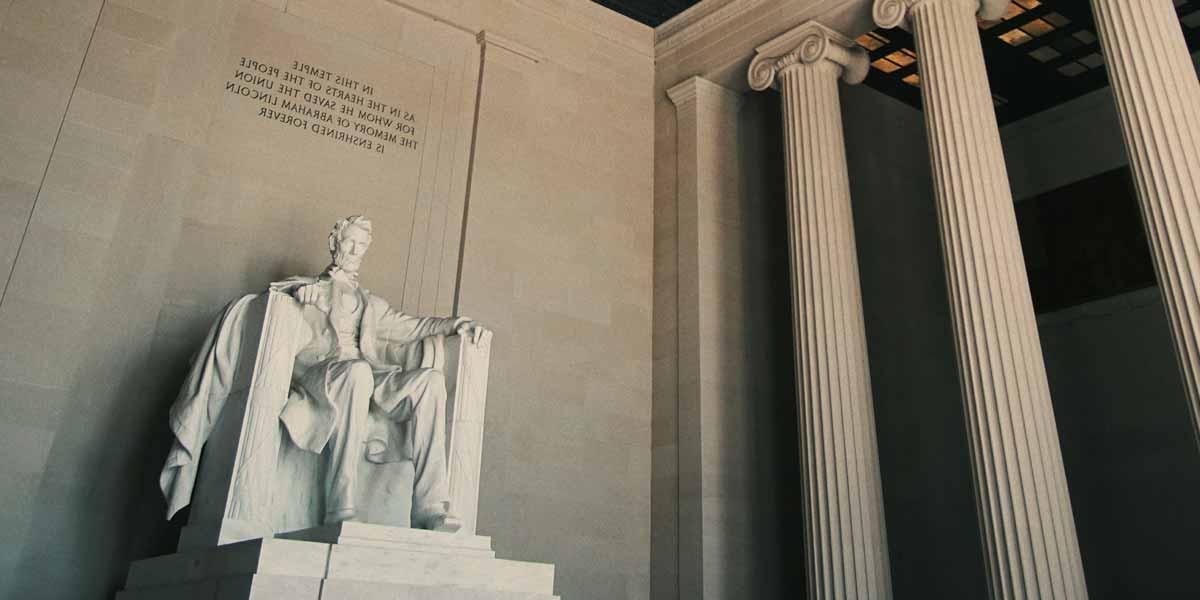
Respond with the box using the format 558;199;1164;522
457;6;654;599
0;1;653;598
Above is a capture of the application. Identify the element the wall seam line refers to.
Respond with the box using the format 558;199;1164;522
0;0;107;310
451;41;487;316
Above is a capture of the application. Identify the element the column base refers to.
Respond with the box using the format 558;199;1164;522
117;523;559;599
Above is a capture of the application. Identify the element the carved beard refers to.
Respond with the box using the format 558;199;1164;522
333;245;364;273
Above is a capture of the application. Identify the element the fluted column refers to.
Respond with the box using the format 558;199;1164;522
748;22;891;599
873;1;1087;598
1090;0;1200;447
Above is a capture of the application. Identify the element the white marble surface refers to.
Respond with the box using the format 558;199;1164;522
119;525;557;599
319;580;558;600
164;216;494;550
445;330;494;536
327;543;554;592
277;521;496;557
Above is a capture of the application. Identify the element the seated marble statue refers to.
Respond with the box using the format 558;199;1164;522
160;215;486;534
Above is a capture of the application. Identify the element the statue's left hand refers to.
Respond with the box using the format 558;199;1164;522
455;319;489;344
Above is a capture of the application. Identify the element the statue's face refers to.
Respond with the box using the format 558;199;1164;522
333;225;371;273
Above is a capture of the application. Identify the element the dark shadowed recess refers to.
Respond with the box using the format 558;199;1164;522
1017;167;1157;314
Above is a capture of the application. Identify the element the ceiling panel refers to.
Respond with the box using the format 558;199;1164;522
590;0;702;27
857;0;1200;124
594;0;1200;125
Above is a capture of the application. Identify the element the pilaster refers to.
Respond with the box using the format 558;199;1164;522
667;75;745;600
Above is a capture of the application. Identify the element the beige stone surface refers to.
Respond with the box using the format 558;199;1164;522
0;1;652;599
656;68;801;598
748;20;891;599
652;5;880;598
666;74;746;599
457;11;654;600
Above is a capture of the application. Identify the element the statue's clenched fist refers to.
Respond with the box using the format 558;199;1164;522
293;282;327;307
455;318;489;344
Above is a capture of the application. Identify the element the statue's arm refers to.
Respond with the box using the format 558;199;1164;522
270;275;319;295
373;297;464;346
271;276;330;312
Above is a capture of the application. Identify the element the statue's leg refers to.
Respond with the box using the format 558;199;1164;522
322;359;374;523
378;368;451;528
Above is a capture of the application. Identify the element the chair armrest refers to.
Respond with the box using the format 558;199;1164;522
419;335;446;371
444;329;492;535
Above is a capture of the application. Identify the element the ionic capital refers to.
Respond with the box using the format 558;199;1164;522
747;21;868;91
873;0;1008;30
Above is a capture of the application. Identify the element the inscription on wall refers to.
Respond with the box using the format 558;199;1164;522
224;56;421;154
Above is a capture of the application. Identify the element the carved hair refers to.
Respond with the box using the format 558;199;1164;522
328;215;374;257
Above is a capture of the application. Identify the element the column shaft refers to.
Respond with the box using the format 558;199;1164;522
876;0;1089;597
750;21;891;599
1090;0;1200;444
780;62;891;600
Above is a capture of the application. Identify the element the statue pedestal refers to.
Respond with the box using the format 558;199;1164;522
116;523;559;599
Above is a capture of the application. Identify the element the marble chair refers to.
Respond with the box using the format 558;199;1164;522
169;290;492;552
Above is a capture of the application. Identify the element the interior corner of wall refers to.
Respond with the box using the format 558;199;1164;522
477;30;544;66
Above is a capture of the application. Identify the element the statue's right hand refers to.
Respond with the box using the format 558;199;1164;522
294;283;324;306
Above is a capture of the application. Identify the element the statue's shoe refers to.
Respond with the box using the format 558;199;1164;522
413;510;462;532
325;507;357;524
431;514;462;533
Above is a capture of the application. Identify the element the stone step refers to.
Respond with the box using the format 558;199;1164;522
277;522;496;557
116;574;322;600
116;574;559;600
321;578;559;600
324;542;554;593
123;536;555;596
125;539;327;590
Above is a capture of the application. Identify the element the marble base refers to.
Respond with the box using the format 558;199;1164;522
117;523;558;599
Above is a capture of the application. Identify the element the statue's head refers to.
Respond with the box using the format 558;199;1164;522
328;215;373;274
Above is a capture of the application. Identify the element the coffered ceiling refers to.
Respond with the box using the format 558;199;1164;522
595;0;1200;124
591;0;700;27
858;0;1200;123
